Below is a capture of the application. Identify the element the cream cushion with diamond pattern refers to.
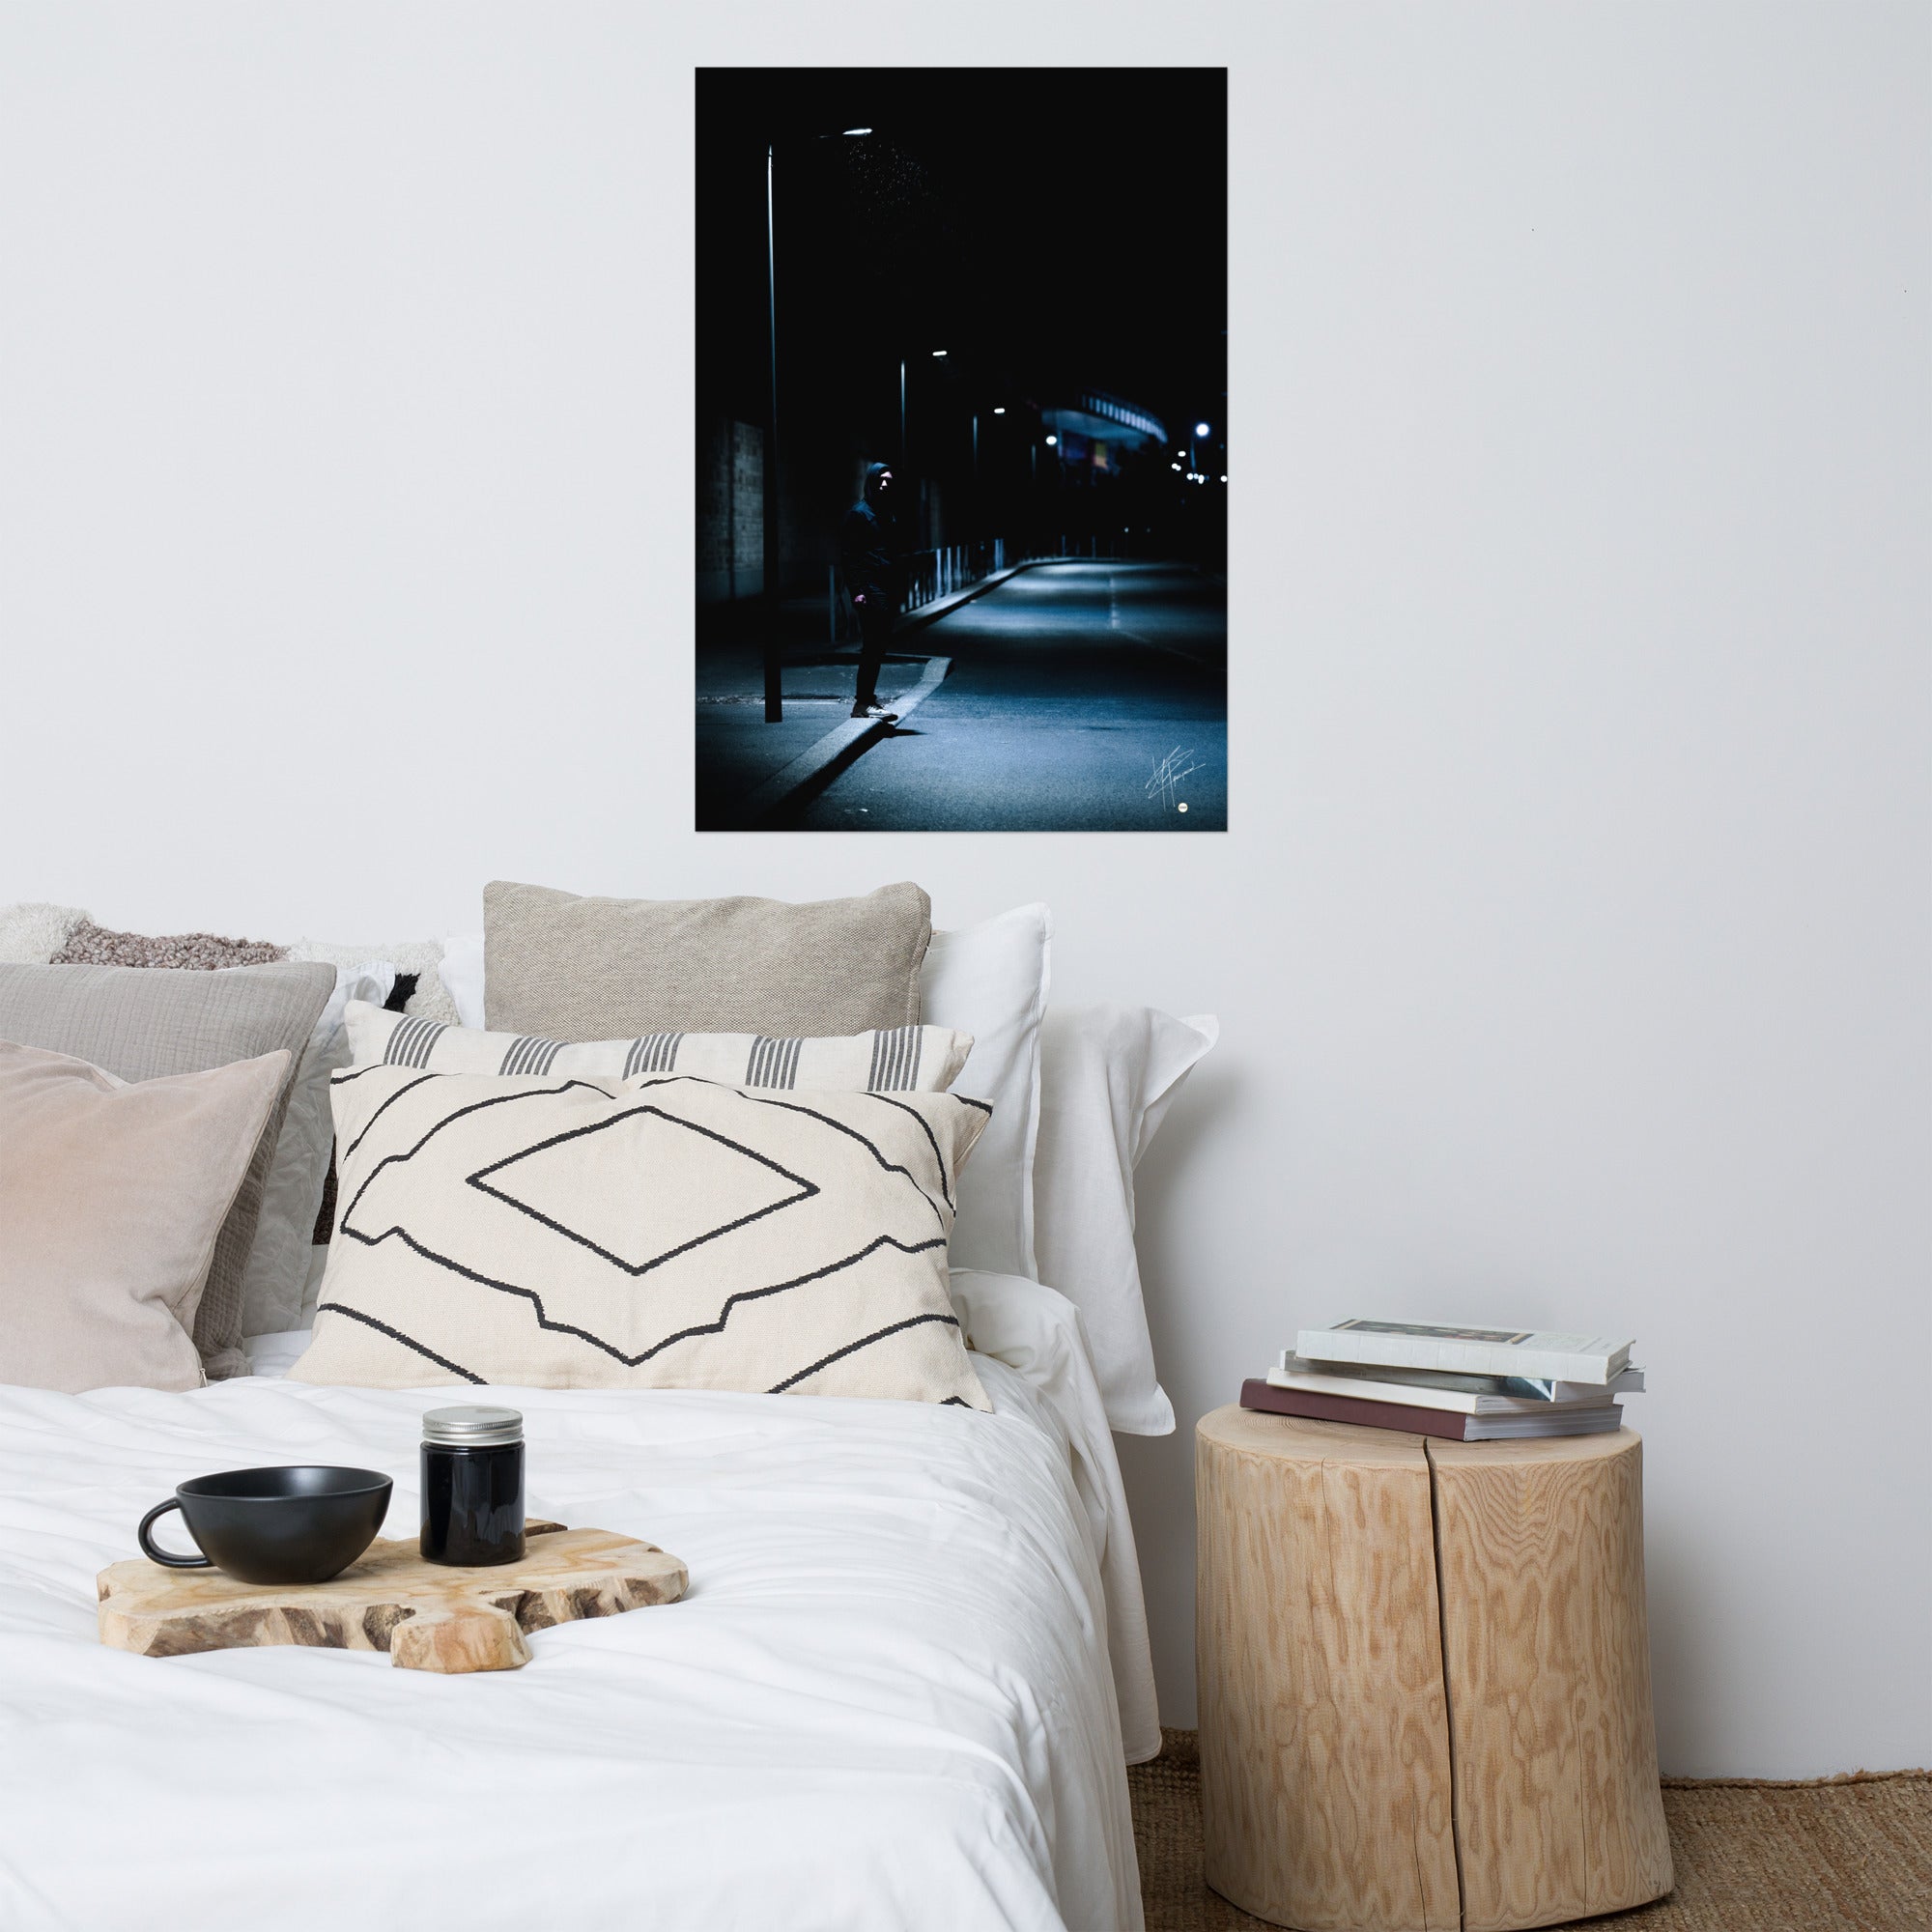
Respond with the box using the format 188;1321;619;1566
287;1065;991;1406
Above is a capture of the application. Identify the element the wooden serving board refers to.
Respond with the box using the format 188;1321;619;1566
97;1523;688;1673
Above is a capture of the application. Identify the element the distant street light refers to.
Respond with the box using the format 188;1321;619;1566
993;406;1006;414
1044;434;1058;446
842;128;872;136
1195;420;1212;438
932;349;948;357
1220;473;1228;483
1171;462;1182;471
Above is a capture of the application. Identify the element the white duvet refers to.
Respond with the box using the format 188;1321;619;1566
0;1272;1151;1932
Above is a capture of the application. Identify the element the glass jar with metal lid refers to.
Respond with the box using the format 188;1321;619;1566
419;1406;525;1567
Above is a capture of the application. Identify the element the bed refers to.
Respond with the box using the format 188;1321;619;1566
0;1269;1153;1932
0;896;1204;1932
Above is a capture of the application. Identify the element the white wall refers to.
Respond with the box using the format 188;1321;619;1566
1;3;1925;1776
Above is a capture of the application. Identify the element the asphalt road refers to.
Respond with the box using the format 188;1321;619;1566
792;561;1228;831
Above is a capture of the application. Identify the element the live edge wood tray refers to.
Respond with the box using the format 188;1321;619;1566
98;1522;688;1674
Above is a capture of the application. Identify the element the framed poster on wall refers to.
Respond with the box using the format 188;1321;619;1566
696;67;1228;832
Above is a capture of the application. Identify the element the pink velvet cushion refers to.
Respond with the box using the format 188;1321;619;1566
0;1040;290;1393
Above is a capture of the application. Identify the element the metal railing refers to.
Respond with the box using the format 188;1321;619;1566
824;539;1009;640
1019;530;1154;563
820;533;1169;643
903;538;1009;612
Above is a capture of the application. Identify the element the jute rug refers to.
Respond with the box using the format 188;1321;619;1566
1128;1730;1931;1932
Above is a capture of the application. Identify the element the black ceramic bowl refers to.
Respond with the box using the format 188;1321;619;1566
138;1466;392;1585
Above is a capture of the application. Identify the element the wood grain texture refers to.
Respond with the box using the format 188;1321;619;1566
98;1525;687;1673
1196;1406;1461;1932
1429;1429;1673;1929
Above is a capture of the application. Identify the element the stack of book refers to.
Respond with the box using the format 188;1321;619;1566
1240;1319;1643;1441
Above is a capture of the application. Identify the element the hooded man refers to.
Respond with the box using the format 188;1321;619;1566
838;461;901;722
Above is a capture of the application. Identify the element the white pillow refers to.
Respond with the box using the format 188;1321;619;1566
238;962;395;1338
1032;1005;1217;1435
920;905;1052;1282
439;929;486;1029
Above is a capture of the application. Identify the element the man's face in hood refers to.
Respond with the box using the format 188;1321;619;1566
866;464;893;504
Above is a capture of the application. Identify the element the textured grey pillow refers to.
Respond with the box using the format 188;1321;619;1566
484;881;931;1040
0;960;334;1378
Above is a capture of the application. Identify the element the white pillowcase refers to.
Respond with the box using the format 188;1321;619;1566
920;905;1052;1283
238;962;395;1338
439;929;486;1028
1032;1005;1217;1435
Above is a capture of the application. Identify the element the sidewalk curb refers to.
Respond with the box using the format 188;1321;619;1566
721;558;1084;830
732;656;952;829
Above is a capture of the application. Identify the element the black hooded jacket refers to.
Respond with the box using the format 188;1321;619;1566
839;463;899;609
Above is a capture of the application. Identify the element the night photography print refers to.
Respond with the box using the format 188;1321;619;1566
696;68;1228;832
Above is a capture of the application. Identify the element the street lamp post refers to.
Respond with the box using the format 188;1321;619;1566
763;143;781;722
763;128;870;724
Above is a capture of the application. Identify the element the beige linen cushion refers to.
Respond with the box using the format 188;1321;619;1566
483;881;931;1039
289;1065;990;1406
0;1041;291;1392
0;960;335;1378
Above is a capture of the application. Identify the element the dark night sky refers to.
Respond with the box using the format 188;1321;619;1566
696;68;1227;438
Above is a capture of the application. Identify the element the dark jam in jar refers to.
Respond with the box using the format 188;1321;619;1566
420;1406;526;1567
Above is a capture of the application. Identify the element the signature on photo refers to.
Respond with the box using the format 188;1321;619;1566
1146;746;1204;812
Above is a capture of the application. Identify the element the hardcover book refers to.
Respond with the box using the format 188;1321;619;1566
1294;1320;1634;1384
1270;1355;1642;1415
1240;1378;1626;1442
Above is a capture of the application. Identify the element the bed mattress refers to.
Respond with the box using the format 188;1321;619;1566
0;1307;1147;1930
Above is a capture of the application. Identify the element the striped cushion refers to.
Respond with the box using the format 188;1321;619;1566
344;1003;974;1095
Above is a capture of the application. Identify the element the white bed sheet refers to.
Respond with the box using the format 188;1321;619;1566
0;1288;1149;1932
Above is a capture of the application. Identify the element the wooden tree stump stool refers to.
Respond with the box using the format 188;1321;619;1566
1195;1406;1672;1932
